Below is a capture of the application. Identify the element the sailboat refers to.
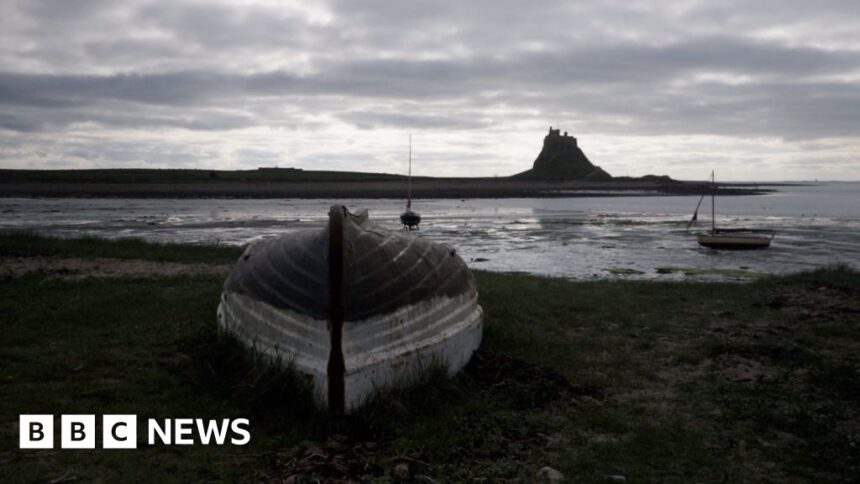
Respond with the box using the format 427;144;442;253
691;171;774;250
400;134;421;230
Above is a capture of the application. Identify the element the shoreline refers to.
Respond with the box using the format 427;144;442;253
0;179;778;199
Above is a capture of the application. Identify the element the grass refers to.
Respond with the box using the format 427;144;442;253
1;235;859;482
0;231;241;264
655;265;770;279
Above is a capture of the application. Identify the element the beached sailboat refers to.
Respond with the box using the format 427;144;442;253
400;134;421;230
691;171;774;250
217;205;483;413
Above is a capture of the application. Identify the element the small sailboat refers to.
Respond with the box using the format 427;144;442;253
400;135;421;230
217;205;483;414
691;171;774;250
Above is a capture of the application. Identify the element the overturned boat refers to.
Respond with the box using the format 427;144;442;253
217;205;483;413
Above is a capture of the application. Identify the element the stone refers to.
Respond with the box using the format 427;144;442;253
535;466;565;483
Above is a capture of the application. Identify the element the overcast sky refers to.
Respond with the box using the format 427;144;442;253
1;0;858;180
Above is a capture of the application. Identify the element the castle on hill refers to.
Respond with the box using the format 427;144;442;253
513;126;611;181
546;127;577;146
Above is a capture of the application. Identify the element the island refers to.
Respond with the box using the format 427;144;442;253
0;129;771;198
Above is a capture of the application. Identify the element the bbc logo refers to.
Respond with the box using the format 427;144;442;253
20;415;137;449
20;414;251;448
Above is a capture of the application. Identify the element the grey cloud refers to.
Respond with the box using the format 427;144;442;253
82;39;187;66
2;33;857;139
20;0;115;22
234;148;281;163
0;101;257;133
61;139;218;166
135;2;320;51
3;35;857;97
338;111;491;130
0;72;233;107
0;0;858;176
0;113;42;133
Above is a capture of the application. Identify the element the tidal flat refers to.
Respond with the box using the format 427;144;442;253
3;182;859;282
1;234;858;482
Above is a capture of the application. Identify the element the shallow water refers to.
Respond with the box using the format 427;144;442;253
1;182;858;281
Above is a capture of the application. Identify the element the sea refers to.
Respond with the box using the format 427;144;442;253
1;182;858;281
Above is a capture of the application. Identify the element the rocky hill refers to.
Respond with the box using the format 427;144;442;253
513;127;612;181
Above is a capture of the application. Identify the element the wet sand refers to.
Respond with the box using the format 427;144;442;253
4;182;857;281
0;178;770;198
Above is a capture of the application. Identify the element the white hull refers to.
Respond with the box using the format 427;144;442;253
218;205;484;413
218;291;482;411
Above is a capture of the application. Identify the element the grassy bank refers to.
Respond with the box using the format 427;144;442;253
0;232;241;264
1;235;858;482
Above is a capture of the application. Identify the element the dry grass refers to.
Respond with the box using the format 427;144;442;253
1;235;857;482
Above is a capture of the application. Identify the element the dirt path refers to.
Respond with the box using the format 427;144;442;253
0;256;231;279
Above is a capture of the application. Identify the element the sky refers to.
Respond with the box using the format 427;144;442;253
1;0;859;181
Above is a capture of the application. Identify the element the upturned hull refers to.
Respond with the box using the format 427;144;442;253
217;205;483;413
218;292;482;411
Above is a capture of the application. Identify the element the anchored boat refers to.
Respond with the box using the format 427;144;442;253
217;205;483;413
400;134;421;230
689;171;774;250
697;229;774;249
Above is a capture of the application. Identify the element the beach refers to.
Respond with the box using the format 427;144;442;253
2;182;857;281
1;234;858;481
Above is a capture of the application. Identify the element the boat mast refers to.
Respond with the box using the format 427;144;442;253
711;170;715;234
407;134;412;210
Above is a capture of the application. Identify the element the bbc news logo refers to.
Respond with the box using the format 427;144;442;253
19;415;250;449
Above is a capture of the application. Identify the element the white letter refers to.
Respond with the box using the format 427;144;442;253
230;419;250;445
148;419;171;445
103;415;137;449
61;415;95;449
20;415;53;449
196;419;230;445
174;418;194;445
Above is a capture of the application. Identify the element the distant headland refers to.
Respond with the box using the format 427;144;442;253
0;130;771;199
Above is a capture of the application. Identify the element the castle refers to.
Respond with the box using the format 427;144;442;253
546;127;577;148
513;126;611;181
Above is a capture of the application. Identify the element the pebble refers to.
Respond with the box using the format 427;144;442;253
536;466;565;483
